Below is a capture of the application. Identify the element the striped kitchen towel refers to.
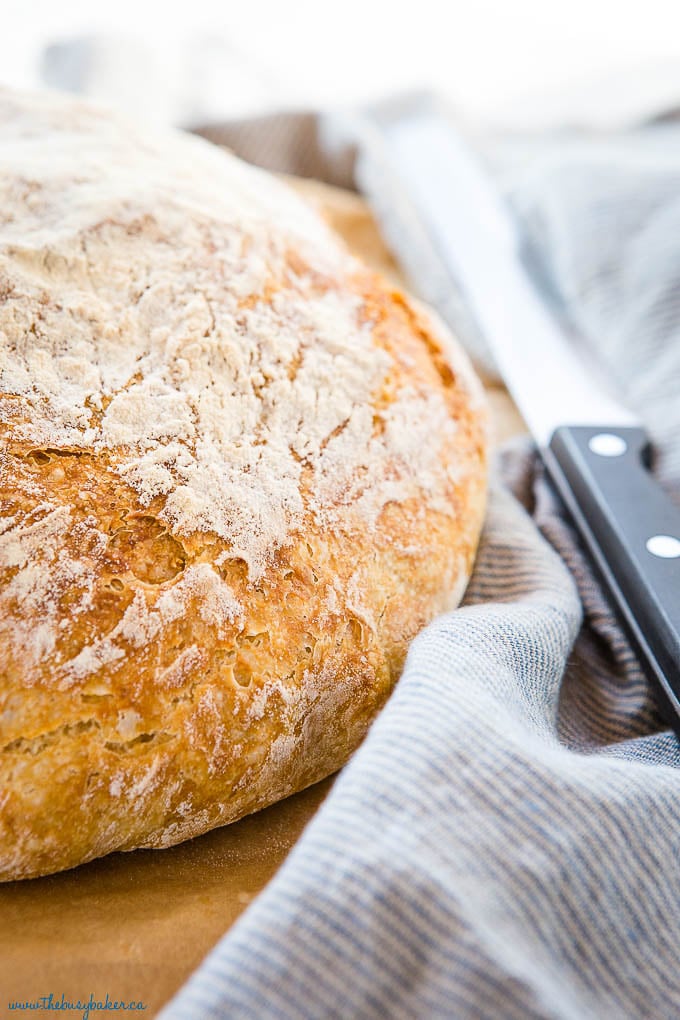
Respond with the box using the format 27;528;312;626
160;106;680;1018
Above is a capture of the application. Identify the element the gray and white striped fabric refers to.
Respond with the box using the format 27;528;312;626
160;109;680;1019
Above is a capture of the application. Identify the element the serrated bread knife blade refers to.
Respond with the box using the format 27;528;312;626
372;105;680;732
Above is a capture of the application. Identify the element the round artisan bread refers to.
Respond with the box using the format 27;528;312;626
0;87;488;881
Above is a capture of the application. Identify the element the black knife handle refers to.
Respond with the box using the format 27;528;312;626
546;425;680;731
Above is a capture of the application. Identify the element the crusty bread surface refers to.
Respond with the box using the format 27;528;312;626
0;88;488;880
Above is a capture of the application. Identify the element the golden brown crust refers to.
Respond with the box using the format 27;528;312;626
0;88;487;881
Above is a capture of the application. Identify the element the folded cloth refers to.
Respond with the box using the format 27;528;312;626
161;106;680;1019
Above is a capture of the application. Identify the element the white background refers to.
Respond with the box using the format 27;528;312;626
3;0;680;129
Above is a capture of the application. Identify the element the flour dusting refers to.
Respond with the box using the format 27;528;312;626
0;88;456;583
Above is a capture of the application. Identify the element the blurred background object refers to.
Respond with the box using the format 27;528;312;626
4;0;680;129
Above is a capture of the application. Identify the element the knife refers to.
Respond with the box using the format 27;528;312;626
366;102;680;732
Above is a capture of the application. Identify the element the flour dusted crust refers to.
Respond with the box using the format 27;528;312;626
0;87;488;881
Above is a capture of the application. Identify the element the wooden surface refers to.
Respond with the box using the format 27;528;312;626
0;779;333;1016
0;177;525;1018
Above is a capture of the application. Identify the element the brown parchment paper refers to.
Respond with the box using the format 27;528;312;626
0;177;525;1019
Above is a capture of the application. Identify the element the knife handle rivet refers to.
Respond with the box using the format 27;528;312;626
588;433;628;457
646;535;680;559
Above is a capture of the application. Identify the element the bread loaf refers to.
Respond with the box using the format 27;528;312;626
0;88;488;880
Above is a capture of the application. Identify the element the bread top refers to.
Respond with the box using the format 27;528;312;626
0;89;487;807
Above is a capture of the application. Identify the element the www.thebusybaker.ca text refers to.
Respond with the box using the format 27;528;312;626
7;992;146;1020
